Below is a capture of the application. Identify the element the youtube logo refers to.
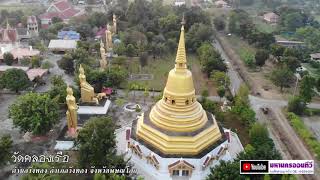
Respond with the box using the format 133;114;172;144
242;163;251;171
240;160;269;174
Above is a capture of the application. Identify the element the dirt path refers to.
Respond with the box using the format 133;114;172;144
268;108;319;180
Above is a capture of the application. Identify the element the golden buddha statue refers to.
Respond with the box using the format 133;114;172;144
105;24;113;50
135;24;222;156
79;64;98;104
113;14;117;34
99;40;107;69
66;86;78;136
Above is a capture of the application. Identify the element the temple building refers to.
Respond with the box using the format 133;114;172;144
123;24;244;179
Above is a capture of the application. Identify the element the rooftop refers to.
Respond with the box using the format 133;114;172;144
26;68;48;81
310;53;320;59
48;39;77;50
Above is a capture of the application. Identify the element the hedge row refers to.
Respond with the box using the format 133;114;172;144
287;112;320;160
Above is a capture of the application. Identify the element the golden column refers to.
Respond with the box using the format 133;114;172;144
66;86;78;136
135;25;222;155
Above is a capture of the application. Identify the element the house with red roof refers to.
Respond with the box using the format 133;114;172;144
39;0;83;29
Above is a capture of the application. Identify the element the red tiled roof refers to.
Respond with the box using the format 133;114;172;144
27;68;48;81
10;48;40;59
54;0;71;12
39;0;80;21
62;8;80;18
39;12;66;20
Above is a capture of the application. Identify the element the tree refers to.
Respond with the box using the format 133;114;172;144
242;50;255;67
283;12;304;31
76;116;127;170
210;71;230;87
270;44;285;59
186;23;213;52
9;93;59;135
41;60;54;70
248;123;281;160
197;43;227;76
58;53;75;74
288;96;306;115
255;49;269;66
139;52;148;68
126;44;136;57
51;17;63;24
271;67;294;92
299;76;316;103
213;17;225;31
282;56;300;72
201;89;209;98
207;161;243;180
0;68;30;93
3;52;14;65
217;86;225;100
87;12;109;28
0;135;13;167
31;56;41;68
48;75;67;104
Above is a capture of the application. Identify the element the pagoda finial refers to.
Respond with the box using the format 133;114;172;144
175;18;187;69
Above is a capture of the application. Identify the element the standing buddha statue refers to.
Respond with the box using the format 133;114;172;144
66;86;78;136
105;24;113;51
113;14;117;34
100;40;107;69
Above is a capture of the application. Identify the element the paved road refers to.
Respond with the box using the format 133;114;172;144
213;37;320;179
212;41;243;96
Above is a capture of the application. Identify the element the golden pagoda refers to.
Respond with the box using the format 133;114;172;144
135;25;222;156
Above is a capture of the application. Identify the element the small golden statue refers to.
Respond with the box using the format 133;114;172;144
113;14;117;34
79;64;99;104
105;24;113;51
99;40;107;69
66;86;78;137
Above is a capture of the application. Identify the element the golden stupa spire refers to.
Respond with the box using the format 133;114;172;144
175;15;187;70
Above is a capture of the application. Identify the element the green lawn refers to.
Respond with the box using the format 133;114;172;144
226;35;256;63
302;63;320;78
253;17;277;33
124;55;204;91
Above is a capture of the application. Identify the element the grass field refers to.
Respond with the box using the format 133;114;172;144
226;35;256;63
253;17;277;33
302;63;320;78
124;55;213;94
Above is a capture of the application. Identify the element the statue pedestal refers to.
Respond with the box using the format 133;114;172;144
77;99;111;126
67;128;77;138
